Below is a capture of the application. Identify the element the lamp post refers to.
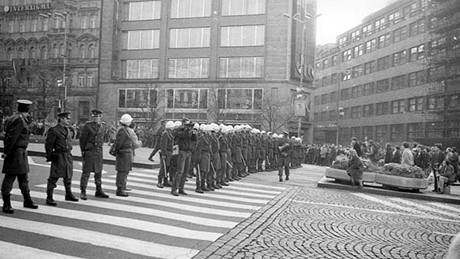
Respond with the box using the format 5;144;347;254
335;70;351;146
55;11;69;111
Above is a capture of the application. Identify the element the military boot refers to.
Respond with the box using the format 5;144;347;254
279;176;283;182
65;186;79;202
23;193;38;209
116;188;129;197
2;195;14;214
80;189;87;200
46;189;57;206
95;184;109;198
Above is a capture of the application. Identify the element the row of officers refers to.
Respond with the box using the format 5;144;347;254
1;99;304;213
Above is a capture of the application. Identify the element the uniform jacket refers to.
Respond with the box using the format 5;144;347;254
79;121;104;173
45;124;73;178
160;130;174;156
2;113;30;175
114;126;141;171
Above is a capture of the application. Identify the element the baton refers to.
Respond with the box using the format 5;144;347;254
196;164;201;183
210;161;217;178
226;160;233;169
161;156;169;181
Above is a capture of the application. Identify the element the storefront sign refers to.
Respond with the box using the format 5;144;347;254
3;3;52;13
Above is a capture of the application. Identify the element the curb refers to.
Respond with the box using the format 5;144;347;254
0;147;159;169
317;176;460;205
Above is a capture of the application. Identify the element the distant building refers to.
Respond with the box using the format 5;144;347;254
312;0;460;146
0;0;101;124
98;0;317;138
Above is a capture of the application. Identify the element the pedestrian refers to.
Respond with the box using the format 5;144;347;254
384;143;393;164
79;109;109;200
277;131;291;182
401;142;414;167
392;146;402;164
148;120;165;162
347;149;364;189
45;111;79;206
1;100;38;214
113;114;142;197
351;137;362;157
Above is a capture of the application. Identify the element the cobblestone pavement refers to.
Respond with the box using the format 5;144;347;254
195;168;460;259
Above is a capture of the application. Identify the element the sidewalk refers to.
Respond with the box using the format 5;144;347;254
0;142;160;169
316;166;460;205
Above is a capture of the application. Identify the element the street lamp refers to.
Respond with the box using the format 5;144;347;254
336;69;351;146
283;3;319;137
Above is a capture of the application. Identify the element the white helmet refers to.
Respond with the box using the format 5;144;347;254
261;131;266;134
120;114;133;125
174;121;182;128
194;123;200;130
165;121;175;129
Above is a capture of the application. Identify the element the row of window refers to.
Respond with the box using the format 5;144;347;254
127;0;266;21
336;0;430;48
314;94;458;122
316;18;427;70
2;15;98;33
123;56;264;79
123;25;265;50
325;121;460;142
1;42;97;60
117;88;263;110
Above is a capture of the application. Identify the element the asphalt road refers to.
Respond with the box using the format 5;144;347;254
0;158;459;259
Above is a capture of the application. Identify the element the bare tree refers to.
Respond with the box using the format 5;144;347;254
260;93;297;132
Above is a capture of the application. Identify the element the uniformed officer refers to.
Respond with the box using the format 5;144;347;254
45;111;79;206
1;100;38;214
277;131;292;182
79;109;109;200
157;121;174;189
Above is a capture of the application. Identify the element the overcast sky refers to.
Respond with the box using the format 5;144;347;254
316;0;400;45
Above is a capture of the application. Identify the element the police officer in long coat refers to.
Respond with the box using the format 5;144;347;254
277;131;292;182
45;111;79;206
79;109;109;200
1;100;38;214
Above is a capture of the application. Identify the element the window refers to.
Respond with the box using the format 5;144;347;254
29;47;37;59
352;65;363;78
390;124;404;141
125;59;160;79
391;75;407;90
408;97;424;112
81;16;88;29
129;1;161;20
79;44;86;58
351;85;362;98
87;74;94;87
168;58;209;78
408;70;426;86
351;29;361;42
392;50;408;66
363;82;375;95
222;0;265;16
8;20;14;33
446;121;460;138
342;49;352;61
375;125;387;141
338;36;348;47
31;19;38;32
377;56;391;71
376;102;389;115
409;19;425;36
393;26;408;43
221;25;265;47
448;94;460;109
331;55;338;66
365;39;377;53
79;101;90;122
409;44;425;61
376;79;389;93
375;17;386;31
40;46;47;59
322;59;329;68
127;30;160;49
378;33;391;48
219;57;264;78
353;44;364;57
170;27;210;48
42;17;48;31
364;61;377;74
331;73;338;84
362;24;373;36
388;10;401;24
426;122;443;138
90;16;97;28
407;123;424;139
351;106;362;119
217;88;263;110
351;127;361;139
78;74;86;87
88;44;96;58
166;89;207;109
19;20;25;32
428;65;446;81
427;96;444;110
321;93;328;104
314;96;320;105
391;99;406;113
340;88;350;100
362;104;374;117
119;88;158;108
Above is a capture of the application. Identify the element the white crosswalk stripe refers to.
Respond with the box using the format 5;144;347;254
1;169;286;258
428;202;460;213
390;198;460;218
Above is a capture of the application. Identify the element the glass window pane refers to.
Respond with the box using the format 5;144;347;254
119;89;126;108
199;89;208;108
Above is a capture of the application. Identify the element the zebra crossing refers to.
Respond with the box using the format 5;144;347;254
0;161;286;259
353;193;460;221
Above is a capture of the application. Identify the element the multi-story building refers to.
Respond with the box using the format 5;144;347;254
312;0;460;146
0;0;101;124
98;0;317;138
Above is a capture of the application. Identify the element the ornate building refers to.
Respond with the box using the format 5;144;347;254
0;0;101;124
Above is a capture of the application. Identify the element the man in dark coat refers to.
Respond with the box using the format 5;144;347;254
277;131;292;182
45;111;79;206
158;121;174;189
351;137;362;157
79;109;109;200
1;100;38;214
172;118;197;196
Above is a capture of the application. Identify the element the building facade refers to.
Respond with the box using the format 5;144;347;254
98;0;317;137
312;0;460;146
0;0;101;124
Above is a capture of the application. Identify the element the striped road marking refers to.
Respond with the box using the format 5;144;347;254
0;240;84;259
428;203;460;213
352;193;431;217
390;198;460;218
0;215;199;259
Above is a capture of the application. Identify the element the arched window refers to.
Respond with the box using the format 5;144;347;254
52;44;58;58
7;47;14;60
18;47;25;59
88;44;96;58
30;47;37;59
40;46;48;59
79;44;86;59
